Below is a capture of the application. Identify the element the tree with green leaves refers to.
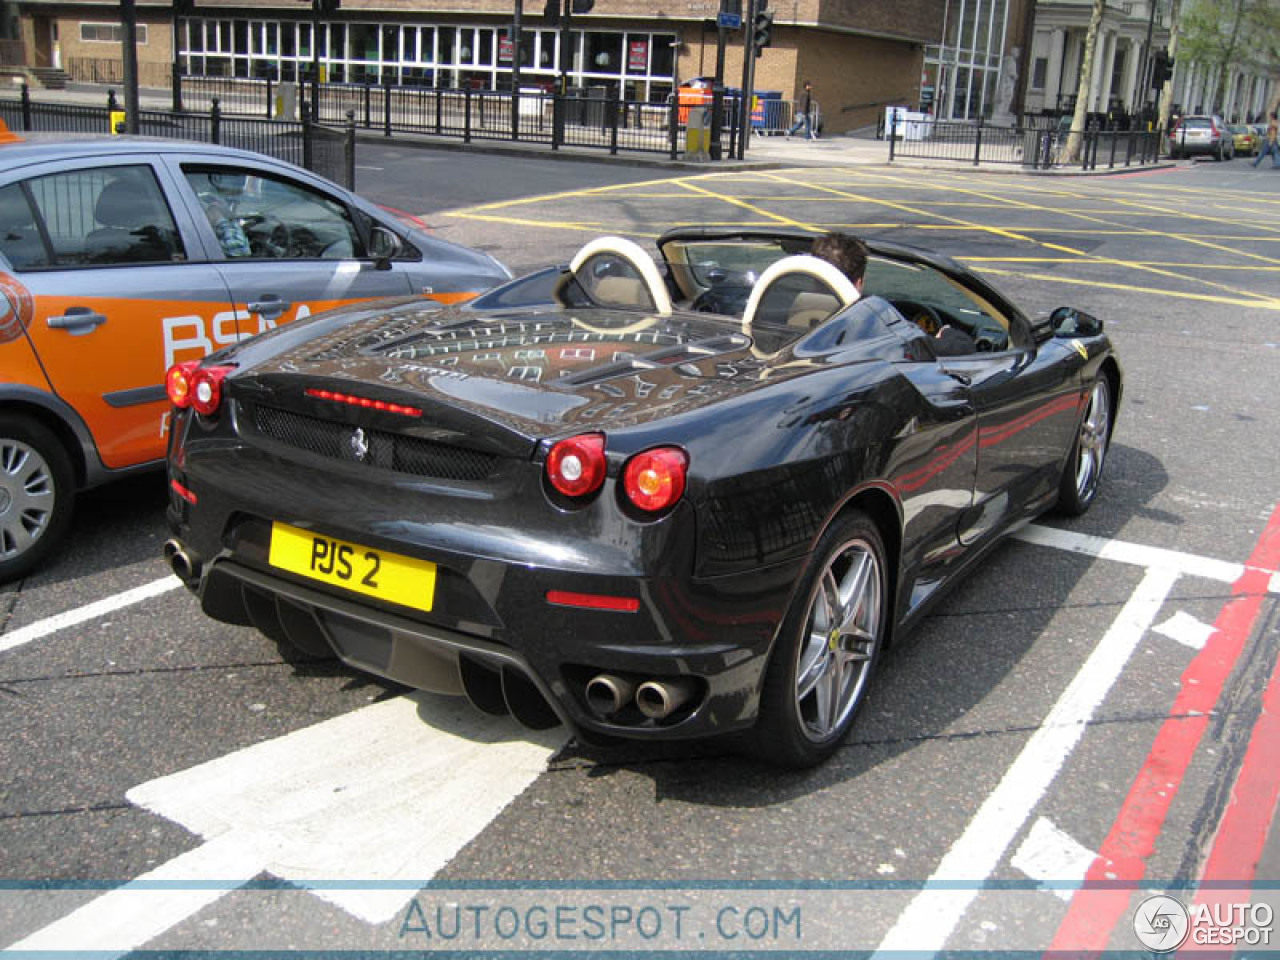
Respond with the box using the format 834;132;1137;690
1171;0;1280;123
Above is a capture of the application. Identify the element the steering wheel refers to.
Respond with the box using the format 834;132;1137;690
238;214;289;258
892;300;944;337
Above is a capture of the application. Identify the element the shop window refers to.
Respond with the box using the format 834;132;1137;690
477;29;495;66
438;27;456;65
79;23;148;44
625;36;648;75
584;32;623;73
651;34;675;77
349;23;378;62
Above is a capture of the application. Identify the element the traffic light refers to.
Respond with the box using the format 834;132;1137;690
542;0;560;22
753;8;774;53
1150;49;1172;89
571;0;595;12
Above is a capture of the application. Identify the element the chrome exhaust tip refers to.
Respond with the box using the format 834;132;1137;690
163;538;195;584
585;673;636;717
635;678;695;720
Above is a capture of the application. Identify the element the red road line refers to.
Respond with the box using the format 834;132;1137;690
1177;591;1280;957
1046;503;1280;955
376;203;432;231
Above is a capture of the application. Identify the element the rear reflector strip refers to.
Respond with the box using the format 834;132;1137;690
545;590;640;613
305;388;422;418
170;479;197;504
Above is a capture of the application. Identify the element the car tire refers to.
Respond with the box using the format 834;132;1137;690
1055;376;1112;517
752;510;888;769
0;414;74;582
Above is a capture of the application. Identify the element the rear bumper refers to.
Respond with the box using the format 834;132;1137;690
170;514;804;742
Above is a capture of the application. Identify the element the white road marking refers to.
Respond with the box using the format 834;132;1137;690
8;694;564;954
1153;610;1217;651
1010;817;1098;903
6;833;262;954
0;576;181;655
2;524;1262;952
1014;525;1273;587
873;566;1179;955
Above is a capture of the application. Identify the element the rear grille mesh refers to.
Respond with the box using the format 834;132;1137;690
248;404;499;482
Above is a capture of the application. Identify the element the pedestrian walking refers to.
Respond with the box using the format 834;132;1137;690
787;81;818;140
1253;111;1279;168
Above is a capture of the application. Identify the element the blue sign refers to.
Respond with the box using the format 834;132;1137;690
717;12;742;28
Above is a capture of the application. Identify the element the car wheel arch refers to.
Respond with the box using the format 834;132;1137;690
0;395;90;490
809;483;904;645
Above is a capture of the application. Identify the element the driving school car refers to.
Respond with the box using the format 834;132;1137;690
165;227;1121;768
0;134;509;580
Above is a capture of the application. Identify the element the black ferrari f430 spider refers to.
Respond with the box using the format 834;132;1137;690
165;227;1120;767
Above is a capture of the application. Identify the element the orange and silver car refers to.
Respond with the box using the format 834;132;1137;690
0;135;510;580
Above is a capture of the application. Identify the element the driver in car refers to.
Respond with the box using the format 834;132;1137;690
811;231;976;356
196;172;253;259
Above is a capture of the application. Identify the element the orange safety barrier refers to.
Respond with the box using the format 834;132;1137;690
677;85;712;125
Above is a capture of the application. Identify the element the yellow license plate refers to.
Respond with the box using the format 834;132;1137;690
268;522;436;612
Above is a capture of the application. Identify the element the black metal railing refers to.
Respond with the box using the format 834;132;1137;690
0;85;355;188
172;75;736;159
887;113;1165;171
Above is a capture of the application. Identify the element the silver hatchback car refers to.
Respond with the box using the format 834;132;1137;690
1168;115;1235;160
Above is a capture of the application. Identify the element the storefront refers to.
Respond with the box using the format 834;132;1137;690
179;16;678;102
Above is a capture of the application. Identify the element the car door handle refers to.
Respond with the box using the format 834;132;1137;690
247;297;292;319
48;307;108;334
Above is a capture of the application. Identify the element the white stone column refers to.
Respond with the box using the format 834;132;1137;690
1121;38;1140;113
1088;30;1112;113
1045;27;1065;112
1098;30;1119;114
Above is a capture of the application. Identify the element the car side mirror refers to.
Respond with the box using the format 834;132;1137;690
1050;306;1103;338
368;226;403;270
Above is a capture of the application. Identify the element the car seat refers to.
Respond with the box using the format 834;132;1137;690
85;177;178;264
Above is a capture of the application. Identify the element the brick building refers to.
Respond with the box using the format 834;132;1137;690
1;0;953;133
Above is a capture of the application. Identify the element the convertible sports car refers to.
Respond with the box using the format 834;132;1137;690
164;227;1120;767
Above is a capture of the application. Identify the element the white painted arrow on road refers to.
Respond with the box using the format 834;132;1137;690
9;694;565;954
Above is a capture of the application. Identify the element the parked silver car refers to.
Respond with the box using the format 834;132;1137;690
1168;115;1234;160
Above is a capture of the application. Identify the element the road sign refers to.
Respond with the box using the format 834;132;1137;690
717;11;742;28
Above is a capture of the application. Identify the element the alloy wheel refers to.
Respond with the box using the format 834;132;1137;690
1074;379;1111;501
0;437;56;560
793;536;882;741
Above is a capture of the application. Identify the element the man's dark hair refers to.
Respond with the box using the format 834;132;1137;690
810;232;869;285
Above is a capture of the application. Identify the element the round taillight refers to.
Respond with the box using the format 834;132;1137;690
190;366;233;417
623;447;687;512
546;433;606;498
165;361;199;409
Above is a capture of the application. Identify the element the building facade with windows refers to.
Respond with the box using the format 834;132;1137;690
1023;0;1274;124
1;0;947;134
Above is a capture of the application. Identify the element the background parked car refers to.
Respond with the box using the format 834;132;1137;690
0;135;510;581
1168;115;1234;160
1229;124;1258;156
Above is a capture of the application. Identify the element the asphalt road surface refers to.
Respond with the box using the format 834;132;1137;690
3;152;1279;956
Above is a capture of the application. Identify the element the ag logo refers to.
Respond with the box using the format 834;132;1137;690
1133;894;1190;952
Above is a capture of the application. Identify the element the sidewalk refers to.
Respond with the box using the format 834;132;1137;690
4;79;1173;177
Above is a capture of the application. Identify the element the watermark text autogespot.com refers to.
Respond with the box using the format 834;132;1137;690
398;898;802;947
